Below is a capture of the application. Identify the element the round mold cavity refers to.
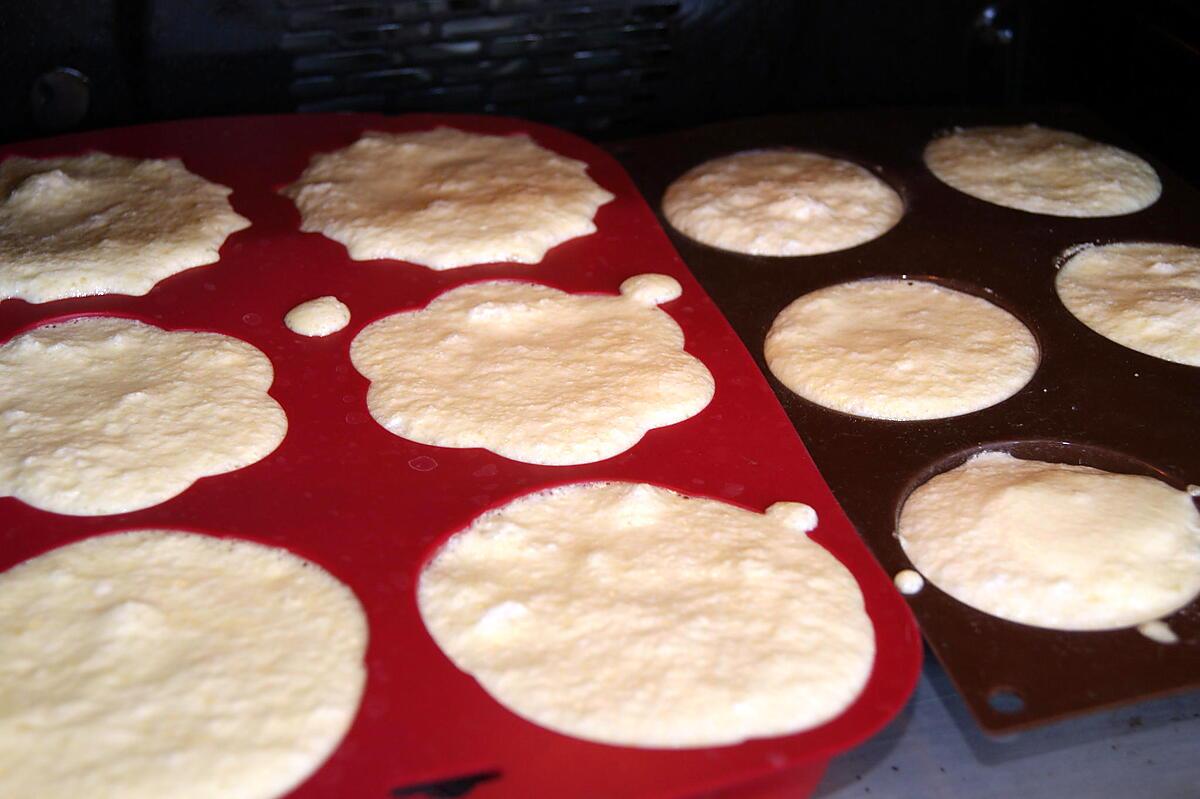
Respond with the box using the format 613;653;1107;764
1053;240;1200;369
895;439;1194;536
891;439;1200;628
763;275;1042;423
660;147;908;259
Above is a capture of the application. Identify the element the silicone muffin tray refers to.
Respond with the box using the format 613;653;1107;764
609;107;1200;735
0;114;921;798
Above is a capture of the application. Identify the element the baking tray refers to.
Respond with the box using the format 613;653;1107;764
0;114;921;798
608;107;1200;736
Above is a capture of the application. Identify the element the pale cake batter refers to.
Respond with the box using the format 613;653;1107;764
893;570;925;595
0;316;286;515
663;150;903;255
924;125;1160;217
0;530;367;799
285;295;351;337
282;127;614;268
1056;242;1200;367
764;279;1038;420
1138;620;1179;645
898;452;1200;630
349;274;714;465
0;153;249;303
418;482;875;747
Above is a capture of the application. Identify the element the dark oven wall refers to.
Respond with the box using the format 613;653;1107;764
1;0;1198;180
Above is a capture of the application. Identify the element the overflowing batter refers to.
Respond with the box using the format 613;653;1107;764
898;451;1200;630
418;482;875;747
0;316;286;515
1056;242;1200;367
0;153;248;303
764;279;1038;420
350;274;714;465
0;530;368;799
663;149;903;255
283;127;614;268
924;125;1160;217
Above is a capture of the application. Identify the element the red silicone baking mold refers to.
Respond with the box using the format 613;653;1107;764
0;114;920;798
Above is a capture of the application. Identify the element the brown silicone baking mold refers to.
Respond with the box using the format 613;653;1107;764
608;107;1200;734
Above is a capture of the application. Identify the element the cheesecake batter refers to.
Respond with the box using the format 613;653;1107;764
663;150;903;255
0;316;286;515
765;279;1038;420
898;451;1200;630
924;125;1160;217
0;530;368;799
350;274;714;465
418;482;875;747
0;153;248;303
1056;242;1200;367
283;127;614;268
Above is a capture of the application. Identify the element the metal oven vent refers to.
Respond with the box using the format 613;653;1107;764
281;0;681;135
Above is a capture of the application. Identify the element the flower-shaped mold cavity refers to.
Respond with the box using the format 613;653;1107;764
764;278;1039;421
663;149;903;256
923;125;1160;217
417;481;873;748
0;529;367;799
349;275;714;465
282;127;614;268
0;316;286;515
0;154;249;303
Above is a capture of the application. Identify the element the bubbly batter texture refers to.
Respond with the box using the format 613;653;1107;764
1056;242;1200;367
663;150;903;255
0;317;286;515
418;482;875;747
282;127;614;268
898;452;1200;630
924;125;1160;217
350;275;713;465
285;295;351;337
0;153;249;303
764;279;1038;420
0;530;367;799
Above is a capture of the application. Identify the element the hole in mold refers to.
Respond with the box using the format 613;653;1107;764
987;687;1025;715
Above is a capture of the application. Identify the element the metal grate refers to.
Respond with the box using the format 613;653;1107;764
280;0;680;135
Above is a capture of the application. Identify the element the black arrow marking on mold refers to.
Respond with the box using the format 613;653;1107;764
391;769;501;798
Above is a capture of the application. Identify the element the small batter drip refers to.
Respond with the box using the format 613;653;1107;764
893;569;925;595
285;295;351;337
1137;620;1179;644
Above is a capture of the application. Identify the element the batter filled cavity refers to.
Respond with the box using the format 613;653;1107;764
418;481;874;747
282;127;614;268
0;529;367;799
663;149;903;255
764;279;1038;421
1056;242;1200;367
349;275;713;465
923;125;1160;217
898;451;1200;631
0;316;286;516
0;153;248;303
